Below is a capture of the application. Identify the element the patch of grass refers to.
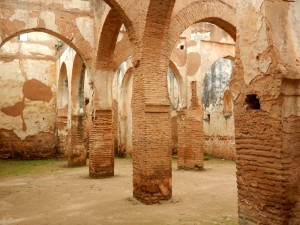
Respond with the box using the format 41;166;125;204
0;159;65;178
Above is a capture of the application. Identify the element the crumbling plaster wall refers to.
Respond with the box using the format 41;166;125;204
0;33;57;159
0;0;95;67
231;0;300;223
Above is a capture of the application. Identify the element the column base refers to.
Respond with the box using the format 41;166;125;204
133;174;172;204
89;166;114;178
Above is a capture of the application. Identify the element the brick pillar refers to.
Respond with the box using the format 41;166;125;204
131;0;175;204
89;110;114;178
67;115;87;167
177;109;204;170
233;1;300;224
133;105;172;204
56;115;68;157
171;115;178;154
177;81;204;170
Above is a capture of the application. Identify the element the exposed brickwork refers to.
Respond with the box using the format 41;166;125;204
177;109;204;170
204;136;236;160
283;115;300;224
89;110;114;178
171;116;178;154
67;115;87;167
56;115;68;157
131;0;175;204
0;129;55;159
177;82;204;170
232;1;300;223
133;107;172;204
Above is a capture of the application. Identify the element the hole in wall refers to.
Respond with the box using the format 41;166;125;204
85;98;89;106
245;94;260;110
204;113;211;123
180;45;184;50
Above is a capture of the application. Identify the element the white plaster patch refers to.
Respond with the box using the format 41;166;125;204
0;112;23;132
63;0;91;11
259;56;272;73
238;3;269;85
22;59;54;85
0;60;25;107
76;17;94;46
0;42;19;54
288;2;300;67
251;0;264;12
20;43;54;56
10;9;38;28
40;11;57;32
15;99;56;140
28;32;54;42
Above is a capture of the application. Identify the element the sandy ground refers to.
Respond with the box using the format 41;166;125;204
0;158;238;225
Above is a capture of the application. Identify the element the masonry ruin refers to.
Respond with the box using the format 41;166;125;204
0;0;299;224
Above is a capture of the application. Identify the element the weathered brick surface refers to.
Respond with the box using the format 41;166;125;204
0;129;55;159
171;116;178;154
67;115;87;167
131;0;175;204
177;109;204;170
232;1;300;223
204;136;236;160
133;108;172;204
56;115;68;157
89;110;114;178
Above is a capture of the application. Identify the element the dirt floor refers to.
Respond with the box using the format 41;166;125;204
0;158;238;225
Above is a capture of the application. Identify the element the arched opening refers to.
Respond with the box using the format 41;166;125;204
56;63;69;157
58;63;69;113
111;58;133;158
170;19;236;169
119;67;133;157
0;30;87;164
202;57;235;160
112;58;183;158
167;67;181;156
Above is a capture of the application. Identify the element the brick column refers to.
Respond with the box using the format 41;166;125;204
177;81;204;170
177;109;204;170
132;104;172;204
131;0;175;204
67;115;87;167
89;110;114;178
56;115;68;157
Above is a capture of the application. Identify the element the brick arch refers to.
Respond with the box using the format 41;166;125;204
113;34;133;72
168;0;236;55
0;25;92;67
96;8;123;70
101;0;137;44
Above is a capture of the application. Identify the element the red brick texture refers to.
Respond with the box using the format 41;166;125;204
232;50;300;224
67;116;87;167
177;109;204;170
56;115;68;157
0;129;56;159
131;0;175;204
89;110;114;178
